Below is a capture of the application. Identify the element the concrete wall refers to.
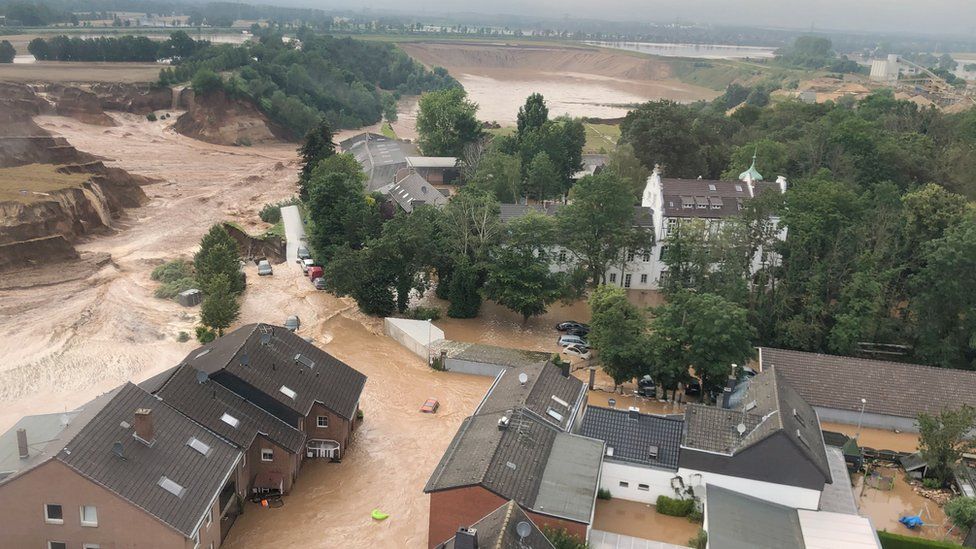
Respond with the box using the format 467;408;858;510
384;317;443;362
443;357;508;377
815;406;917;433
676;467;822;510
0;459;196;549
600;461;679;504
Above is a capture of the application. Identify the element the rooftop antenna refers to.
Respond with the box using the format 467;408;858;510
112;441;127;461
195;369;208;384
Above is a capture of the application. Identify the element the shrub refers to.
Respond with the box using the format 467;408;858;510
405;306;441;321
542;527;587;549
152;260;193;283
689;529;707;549
877;531;965;548
430;355;446;371
946;497;976;531
176;331;190;342
195;326;216;343
688;507;703;523
656;495;695;517
923;478;943;489
154;277;197;300
356;409;364;420
597;488;612;500
146;112;157;121
258;197;300;224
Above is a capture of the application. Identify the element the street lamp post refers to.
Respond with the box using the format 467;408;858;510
855;398;867;440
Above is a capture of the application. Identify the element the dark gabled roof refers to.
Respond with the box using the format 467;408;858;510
758;347;976;419
705;484;805;549
683;367;831;484
498;203;654;228
340;132;418;191
183;324;367;420
580;406;683;470
424;408;603;523
154;364;306;454
438;500;555;549
660;178;780;219
385;171;448;212
57;383;241;538
475;362;587;432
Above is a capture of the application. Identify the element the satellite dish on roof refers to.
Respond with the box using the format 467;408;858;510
518;372;529;385
736;423;746;435
516;521;532;540
196;369;208;384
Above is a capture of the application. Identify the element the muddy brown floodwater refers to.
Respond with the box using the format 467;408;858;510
855;468;961;543
592;499;700;544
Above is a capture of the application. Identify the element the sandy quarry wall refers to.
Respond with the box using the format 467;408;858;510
400;42;677;81
174;89;287;146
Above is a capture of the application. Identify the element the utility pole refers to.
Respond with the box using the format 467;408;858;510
855;398;867;440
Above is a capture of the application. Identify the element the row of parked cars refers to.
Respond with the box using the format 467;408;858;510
296;245;328;289
555;321;592;359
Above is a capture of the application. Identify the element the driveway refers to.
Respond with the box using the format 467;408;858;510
280;205;304;262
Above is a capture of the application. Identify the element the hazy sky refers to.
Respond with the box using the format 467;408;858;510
310;0;976;36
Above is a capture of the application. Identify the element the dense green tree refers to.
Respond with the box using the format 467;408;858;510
298;120;336;197
543;527;588;549
620;100;707;178
447;258;482;318
775;36;835;69
606;143;650;201
191;68;223;95
525;152;561;201
512;117;585;190
441;189;502;265
945;497;976;531
516;93;548;136
558;172;651;286
416;88;483;157
465;150;521;202
200;274;240;336
917;406;976;487
588;285;648;390
194;224;244;295
647;291;755;397
0;41;15;64
305;164;378;260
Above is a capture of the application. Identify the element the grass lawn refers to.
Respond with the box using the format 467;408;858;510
583;123;620;154
380;122;397;139
0;164;91;203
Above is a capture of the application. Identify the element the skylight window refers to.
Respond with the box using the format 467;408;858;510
220;413;240;428
745;400;757;411
294;354;315;369
735;184;743;192
546;408;564;422
187;437;211;456
279;385;297;399
708;184;716;191
158;476;186;498
550;395;569;408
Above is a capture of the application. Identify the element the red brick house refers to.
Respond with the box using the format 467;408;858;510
424;363;604;548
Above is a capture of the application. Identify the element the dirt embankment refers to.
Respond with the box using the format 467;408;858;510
173;89;287;146
223;222;286;263
0;82;152;269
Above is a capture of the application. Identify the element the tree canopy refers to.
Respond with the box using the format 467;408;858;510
416;87;483;157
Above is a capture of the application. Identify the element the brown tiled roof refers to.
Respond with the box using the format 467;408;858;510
759;347;976;419
660;178;779;219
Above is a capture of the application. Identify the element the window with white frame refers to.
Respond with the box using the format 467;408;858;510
44;503;63;524
80;505;98;527
619;481;629;488
626;250;635;262
83;544;100;549
640;274;648;284
48;542;67;549
624;274;632;288
664;218;677;237
261;448;274;462
609;273;617;283
317;416;329;428
642;251;650;262
638;484;650;491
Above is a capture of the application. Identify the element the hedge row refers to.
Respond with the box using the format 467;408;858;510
877;531;964;549
656;495;695;517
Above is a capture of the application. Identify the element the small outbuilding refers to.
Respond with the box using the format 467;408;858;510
177;288;202;307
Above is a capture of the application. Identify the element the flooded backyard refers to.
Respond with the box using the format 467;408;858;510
855;468;961;543
593;498;700;545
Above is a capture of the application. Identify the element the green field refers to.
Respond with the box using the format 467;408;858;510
583;123;620;154
0;164;91;204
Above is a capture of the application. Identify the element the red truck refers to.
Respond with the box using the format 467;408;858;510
307;266;324;281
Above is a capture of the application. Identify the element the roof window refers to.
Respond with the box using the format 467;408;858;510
220;413;240;428
606;446;614;457
187;437;211;456
546;408;564;422
735;184;743;192
194;349;211;359
158;476;186;498
793;408;806;426
280;385;297;400
708;184;717;191
648;445;659;459
294;354;315;369
550;395;569;408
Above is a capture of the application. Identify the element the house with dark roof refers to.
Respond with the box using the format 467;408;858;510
406;156;461;186
757;346;976;432
637;161;788;290
579;406;684;504
435;500;555;549
378;170;449;213
0;383;243;549
704;484;880;549
339;132;419;191
678;367;832;510
151;323;367;494
424;362;602;548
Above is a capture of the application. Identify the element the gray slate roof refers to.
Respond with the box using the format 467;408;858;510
498;203;654;228
57;383;241;538
660;178;780;219
705;484;804;549
154;364;306;454
683;367;831;483
436;341;552;370
476;362;587;431
384;171;448;212
580;406;683;470
437;500;554;549
759;347;976;419
0;411;79;481
340;132;417;191
424;407;603;523
819;446;858;514
182;324;367;420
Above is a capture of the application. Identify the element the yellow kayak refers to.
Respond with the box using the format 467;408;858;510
372;509;389;520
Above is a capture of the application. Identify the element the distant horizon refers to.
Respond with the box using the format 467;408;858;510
273;0;976;37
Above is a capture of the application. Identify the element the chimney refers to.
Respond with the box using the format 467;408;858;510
628;406;640;421
16;428;28;459
559;362;570;378
133;408;154;445
776;175;788;194
497;416;509;431
588;367;596;390
455;527;478;549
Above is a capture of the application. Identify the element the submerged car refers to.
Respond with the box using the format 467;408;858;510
313;277;327;290
297;245;311;260
555;321;589;332
558;335;588;348
299;258;314;274
257;260;273;276
420;398;440;413
684;379;702;396
562;344;592;360
638;375;657;398
284;315;300;331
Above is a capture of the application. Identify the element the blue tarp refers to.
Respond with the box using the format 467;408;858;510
900;515;924;529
